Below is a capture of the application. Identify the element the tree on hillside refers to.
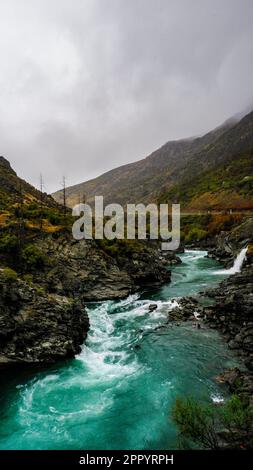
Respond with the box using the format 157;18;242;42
39;173;44;231
17;181;25;268
172;395;253;450
61;176;67;221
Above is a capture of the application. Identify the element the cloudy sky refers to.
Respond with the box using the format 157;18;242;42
0;0;253;193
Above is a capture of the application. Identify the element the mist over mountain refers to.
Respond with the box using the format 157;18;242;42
52;109;253;211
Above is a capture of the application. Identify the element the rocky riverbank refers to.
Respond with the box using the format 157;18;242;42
0;269;89;365
207;217;253;266
167;245;253;447
168;218;253;415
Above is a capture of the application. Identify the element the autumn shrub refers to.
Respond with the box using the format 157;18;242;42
207;214;243;236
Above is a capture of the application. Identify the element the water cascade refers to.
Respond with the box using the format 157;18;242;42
214;246;248;275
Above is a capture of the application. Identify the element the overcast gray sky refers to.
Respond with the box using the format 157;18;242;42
0;0;253;193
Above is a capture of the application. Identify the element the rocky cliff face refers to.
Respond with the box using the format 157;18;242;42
31;236;173;301
204;264;253;371
0;233;174;365
170;223;253;366
0;236;174;365
1;156;177;365
208;217;253;266
202;258;253;415
0;269;89;365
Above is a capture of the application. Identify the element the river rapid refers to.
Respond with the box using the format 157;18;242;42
0;250;238;450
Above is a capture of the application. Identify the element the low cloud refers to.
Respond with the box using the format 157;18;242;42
0;0;253;192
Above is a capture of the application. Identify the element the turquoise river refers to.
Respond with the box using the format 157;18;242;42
0;250;238;449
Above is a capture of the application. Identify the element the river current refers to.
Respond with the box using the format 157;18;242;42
0;250;238;449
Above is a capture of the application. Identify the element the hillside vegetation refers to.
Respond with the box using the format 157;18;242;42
0;156;69;271
52;111;253;212
159;149;253;211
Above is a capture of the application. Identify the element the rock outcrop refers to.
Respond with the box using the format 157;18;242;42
208;217;253;266
168;296;200;322
0;269;89;365
168;258;253;368
0;234;174;365
204;264;253;370
31;236;174;301
202;219;253;377
0;155;179;366
167;240;253;410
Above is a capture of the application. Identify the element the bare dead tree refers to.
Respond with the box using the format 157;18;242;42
39;173;44;231
17;181;25;269
78;192;86;205
61;176;67;221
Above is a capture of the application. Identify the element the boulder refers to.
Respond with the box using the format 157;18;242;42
0;270;89;365
148;304;158;312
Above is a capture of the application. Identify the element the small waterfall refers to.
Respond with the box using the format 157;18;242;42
215;246;248;275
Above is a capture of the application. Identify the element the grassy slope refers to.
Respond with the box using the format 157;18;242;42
52;111;253;212
0;157;153;274
158;149;253;211
52;115;237;207
0;156;71;272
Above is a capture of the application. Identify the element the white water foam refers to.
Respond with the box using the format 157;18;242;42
76;294;179;381
184;249;208;260
214;246;248;275
210;393;224;404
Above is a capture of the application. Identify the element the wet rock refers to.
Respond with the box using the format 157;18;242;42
0;271;89;365
207;217;253;266
149;304;158;312
174;222;253;430
168;308;183;321
228;340;241;350
32;237;173;301
168;296;202;322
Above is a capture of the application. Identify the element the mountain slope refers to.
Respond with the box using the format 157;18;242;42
0;156;58;211
0;156;71;274
159;149;253;211
52;111;253;210
0;157;175;299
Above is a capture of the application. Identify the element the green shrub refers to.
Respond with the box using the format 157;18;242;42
185;227;207;243
47;210;62;225
97;238;144;259
3;267;18;282
220;394;253;431
172;396;218;449
0;234;19;254
21;244;46;269
35;285;45;295
22;273;33;284
172;395;253;449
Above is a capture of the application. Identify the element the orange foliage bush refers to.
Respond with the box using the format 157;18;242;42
207;214;243;236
